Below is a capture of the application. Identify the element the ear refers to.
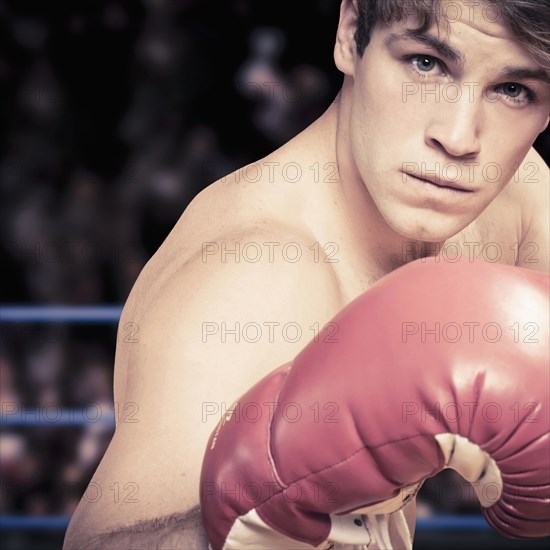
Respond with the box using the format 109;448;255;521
334;0;360;76
540;115;549;134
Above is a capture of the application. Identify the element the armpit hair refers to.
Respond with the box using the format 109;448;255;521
69;506;209;550
106;506;202;534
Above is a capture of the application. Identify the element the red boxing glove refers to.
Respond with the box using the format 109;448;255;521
200;258;550;549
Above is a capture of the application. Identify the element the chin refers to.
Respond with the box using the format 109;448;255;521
385;210;467;244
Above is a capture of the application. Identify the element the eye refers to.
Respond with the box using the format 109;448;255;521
415;55;437;72
406;54;446;77
495;82;535;104
503;83;522;98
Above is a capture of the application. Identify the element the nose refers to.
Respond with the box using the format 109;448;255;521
425;94;483;159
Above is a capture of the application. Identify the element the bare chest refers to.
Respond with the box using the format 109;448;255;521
332;215;522;306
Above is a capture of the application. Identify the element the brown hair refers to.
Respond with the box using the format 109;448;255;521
352;0;550;73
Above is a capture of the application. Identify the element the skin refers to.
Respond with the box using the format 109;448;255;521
333;0;550;269
63;1;549;548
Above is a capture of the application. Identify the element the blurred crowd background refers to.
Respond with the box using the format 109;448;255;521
1;1;548;549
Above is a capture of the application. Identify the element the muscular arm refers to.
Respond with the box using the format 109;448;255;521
63;226;343;549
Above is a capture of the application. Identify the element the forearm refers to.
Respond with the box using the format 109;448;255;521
63;506;209;550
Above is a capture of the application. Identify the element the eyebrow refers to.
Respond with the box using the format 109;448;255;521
385;30;464;65
386;30;550;84
498;66;550;85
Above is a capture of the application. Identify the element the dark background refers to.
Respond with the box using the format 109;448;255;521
1;1;548;549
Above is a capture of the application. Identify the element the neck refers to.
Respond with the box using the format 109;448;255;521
281;90;441;280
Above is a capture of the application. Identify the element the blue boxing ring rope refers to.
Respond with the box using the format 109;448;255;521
0;304;491;533
0;305;123;323
0;515;491;531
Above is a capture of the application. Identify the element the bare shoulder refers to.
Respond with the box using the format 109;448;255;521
66;220;344;542
510;147;549;271
132;221;345;398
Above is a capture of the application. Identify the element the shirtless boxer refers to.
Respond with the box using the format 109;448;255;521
64;0;549;548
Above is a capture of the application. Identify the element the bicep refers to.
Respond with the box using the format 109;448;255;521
67;231;342;539
125;246;342;439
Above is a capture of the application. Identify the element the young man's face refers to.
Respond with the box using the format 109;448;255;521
337;0;550;242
